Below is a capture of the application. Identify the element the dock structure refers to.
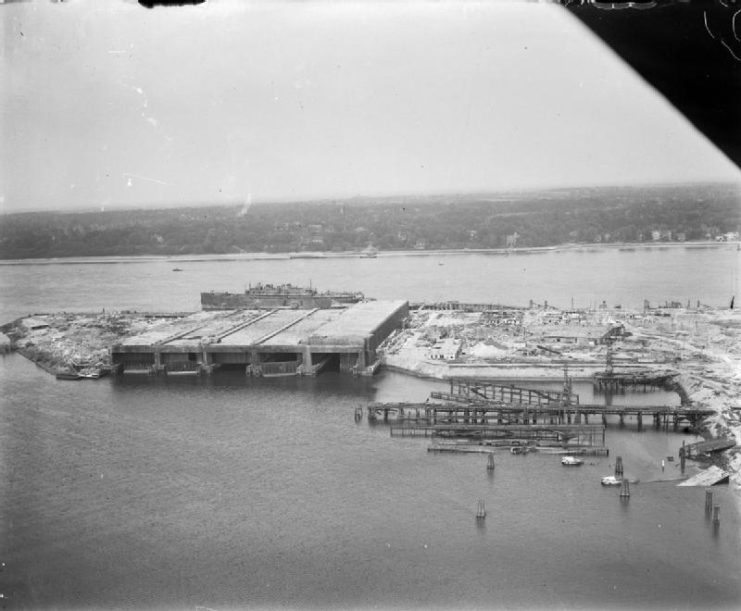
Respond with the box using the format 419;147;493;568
390;422;606;447
111;300;408;376
445;378;579;406
679;438;737;460
367;400;713;430
593;369;680;393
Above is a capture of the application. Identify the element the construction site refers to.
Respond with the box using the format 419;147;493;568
371;301;741;482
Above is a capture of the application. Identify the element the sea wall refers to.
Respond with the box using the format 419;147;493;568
383;355;638;381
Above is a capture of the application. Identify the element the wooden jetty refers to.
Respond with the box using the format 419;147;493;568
593;369;678;392
368;401;714;429
428;441;609;456
368;372;712;430
390;423;605;446
446;378;579;406
679;438;737;460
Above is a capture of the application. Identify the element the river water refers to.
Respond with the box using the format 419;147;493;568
1;246;740;610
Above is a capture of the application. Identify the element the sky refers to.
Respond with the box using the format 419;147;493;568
2;0;740;213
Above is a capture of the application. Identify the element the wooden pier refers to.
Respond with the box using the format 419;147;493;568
389;423;605;446
427;442;610;456
368;373;713;430
370;374;713;453
680;438;737;459
446;378;579;406
368;401;713;429
593;370;679;392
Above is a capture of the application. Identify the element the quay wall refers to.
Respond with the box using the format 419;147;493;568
382;357;650;382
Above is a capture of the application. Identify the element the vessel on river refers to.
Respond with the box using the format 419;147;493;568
561;456;584;466
201;282;364;310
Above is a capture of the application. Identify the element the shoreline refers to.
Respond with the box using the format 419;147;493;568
0;240;737;266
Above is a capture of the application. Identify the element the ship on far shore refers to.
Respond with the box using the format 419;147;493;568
201;282;365;310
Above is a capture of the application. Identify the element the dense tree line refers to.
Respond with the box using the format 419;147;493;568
0;183;738;260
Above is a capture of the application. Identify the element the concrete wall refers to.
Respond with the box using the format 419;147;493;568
367;301;409;354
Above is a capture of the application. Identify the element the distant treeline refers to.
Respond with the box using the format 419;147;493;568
1;183;739;259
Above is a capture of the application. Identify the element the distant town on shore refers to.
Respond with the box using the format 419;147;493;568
1;182;739;260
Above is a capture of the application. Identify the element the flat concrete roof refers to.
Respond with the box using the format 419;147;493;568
218;309;314;346
114;301;408;353
166;311;259;346
268;309;341;345
120;311;249;347
310;300;408;340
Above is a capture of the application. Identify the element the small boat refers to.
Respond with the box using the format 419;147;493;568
601;475;622;486
172;268;183;272
510;446;528;455
55;371;81;380
561;456;584;466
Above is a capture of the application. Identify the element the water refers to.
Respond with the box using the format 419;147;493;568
1;249;740;609
0;245;738;321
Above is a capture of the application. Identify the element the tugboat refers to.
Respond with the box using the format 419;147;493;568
601;475;622;486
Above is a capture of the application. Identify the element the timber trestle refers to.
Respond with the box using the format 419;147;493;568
367;401;712;429
446;378;579;406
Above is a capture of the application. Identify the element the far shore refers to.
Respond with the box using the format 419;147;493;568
0;240;737;266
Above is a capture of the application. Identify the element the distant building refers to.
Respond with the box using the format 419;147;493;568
430;338;462;360
537;324;625;347
22;317;50;331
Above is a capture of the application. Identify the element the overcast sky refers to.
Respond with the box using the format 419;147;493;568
2;0;740;213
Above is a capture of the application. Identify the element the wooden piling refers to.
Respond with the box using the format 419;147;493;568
620;479;630;499
712;505;720;526
615;456;624;478
705;489;713;516
487;453;495;471
476;499;487;520
680;441;686;473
